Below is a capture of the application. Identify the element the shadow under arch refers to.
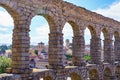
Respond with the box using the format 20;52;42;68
87;25;97;37
115;66;120;80
101;28;109;39
68;21;80;36
114;31;120;62
114;31;119;40
43;76;53;80
103;67;112;80
62;21;80;36
89;69;99;80
70;72;82;80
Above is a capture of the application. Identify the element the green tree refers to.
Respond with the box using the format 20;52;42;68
0;45;8;54
65;54;72;60
8;45;12;50
0;56;12;73
34;50;38;55
84;54;91;61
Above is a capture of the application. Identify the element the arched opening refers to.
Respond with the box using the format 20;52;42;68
103;67;112;80
114;31;120;62
89;69;99;80
40;76;53;80
114;31;119;40
63;22;73;66
30;15;50;68
115;66;120;80
84;25;97;64
40;78;44;80
43;76;53;80
100;31;104;62
102;28;109;39
66;73;82;80
66;77;71;80
101;28;110;63
0;6;14;73
62;21;80;66
84;27;91;61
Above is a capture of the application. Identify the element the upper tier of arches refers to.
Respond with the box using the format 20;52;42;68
0;0;120;37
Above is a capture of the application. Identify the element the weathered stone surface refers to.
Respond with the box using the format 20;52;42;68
0;0;120;80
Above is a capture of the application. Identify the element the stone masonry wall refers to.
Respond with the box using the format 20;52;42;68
0;0;120;80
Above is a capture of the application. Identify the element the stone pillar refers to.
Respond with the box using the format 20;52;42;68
72;36;85;66
90;36;101;64
12;23;31;79
98;64;104;80
104;39;114;63
114;37;120;62
48;32;64;69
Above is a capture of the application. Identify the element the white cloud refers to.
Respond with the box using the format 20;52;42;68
30;23;74;45
94;1;120;21
0;9;13;45
0;27;8;31
63;23;73;43
30;24;50;45
0;11;14;27
0;33;12;44
63;23;92;45
84;28;91;45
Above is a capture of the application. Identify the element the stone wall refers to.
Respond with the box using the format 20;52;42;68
0;0;120;80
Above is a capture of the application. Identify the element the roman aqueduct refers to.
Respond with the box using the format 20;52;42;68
0;0;120;80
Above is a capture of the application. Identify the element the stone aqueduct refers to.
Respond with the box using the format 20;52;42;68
1;0;120;80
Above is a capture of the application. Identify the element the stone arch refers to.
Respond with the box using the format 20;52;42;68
103;67;112;80
115;66;120;80
85;25;101;64
70;72;82;80
87;25;97;37
114;31;119;40
62;20;84;66
101;27;114;63
30;11;62;68
62;21;80;36
0;0;20;22
31;14;56;33
114;31;120;61
33;9;65;67
35;5;61;32
89;69;99;80
101;28;109;39
68;21;80;36
0;0;22;73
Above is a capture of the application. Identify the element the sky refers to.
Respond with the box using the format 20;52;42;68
0;0;120;45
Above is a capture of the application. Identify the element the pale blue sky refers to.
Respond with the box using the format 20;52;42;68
0;0;120;45
64;0;117;10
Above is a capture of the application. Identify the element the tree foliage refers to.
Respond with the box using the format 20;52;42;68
0;45;8;54
0;56;12;73
84;54;91;61
65;54;72;60
34;50;38;55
